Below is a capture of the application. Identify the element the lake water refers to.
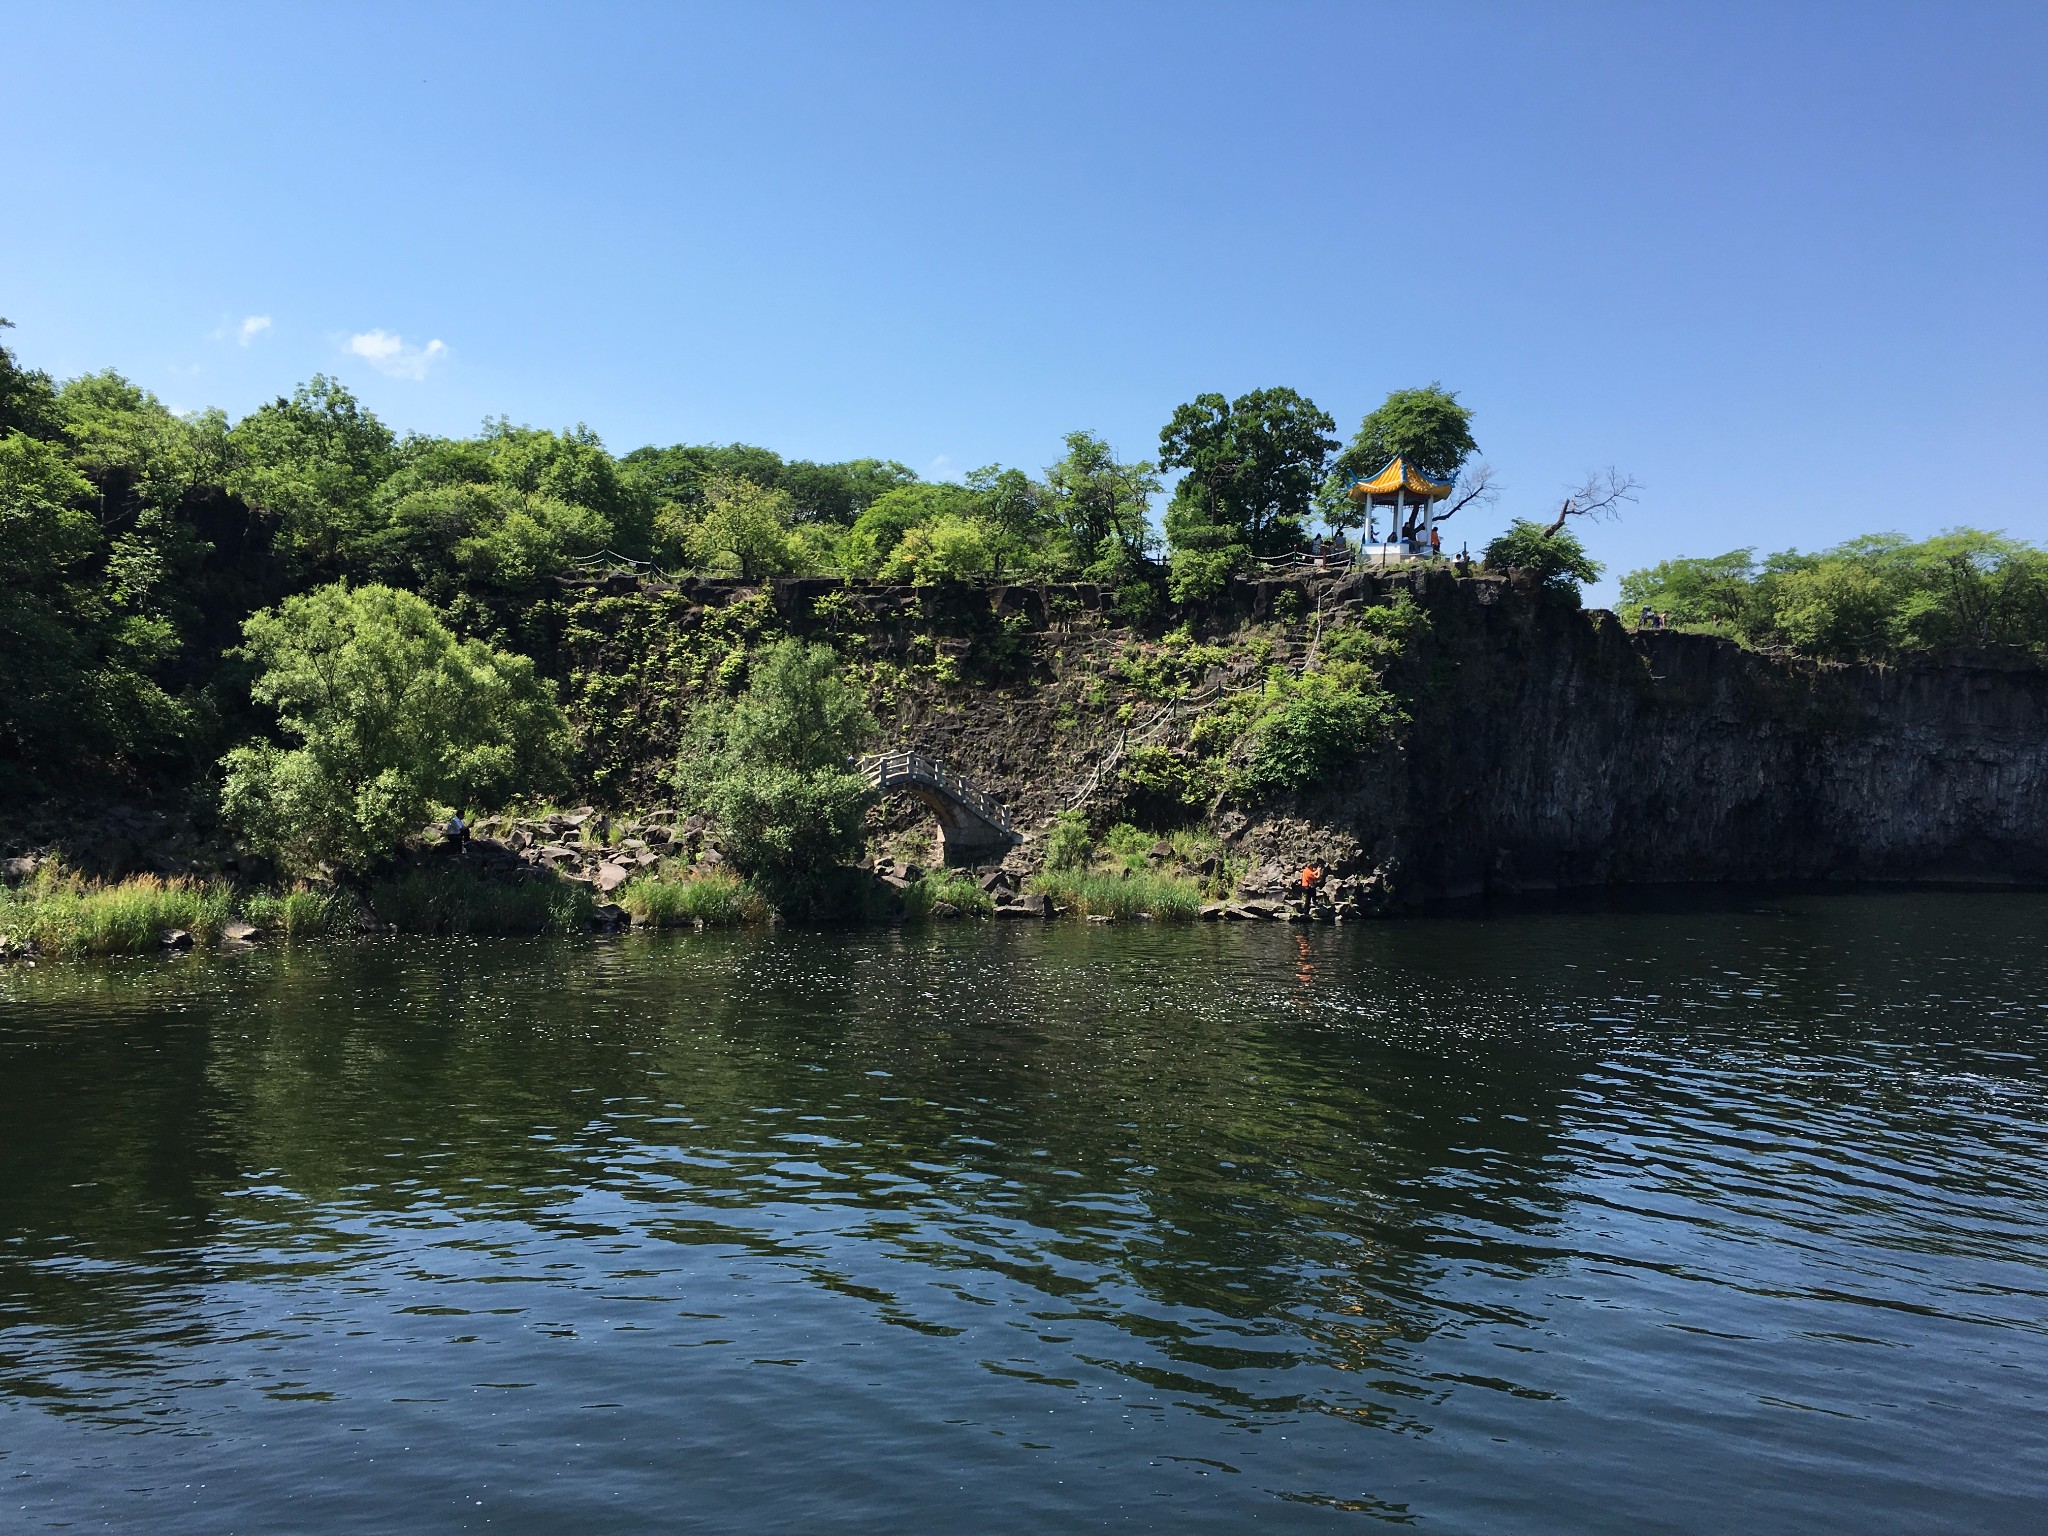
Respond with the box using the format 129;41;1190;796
3;894;2045;1532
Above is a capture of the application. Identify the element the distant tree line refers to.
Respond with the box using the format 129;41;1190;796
1619;531;2048;660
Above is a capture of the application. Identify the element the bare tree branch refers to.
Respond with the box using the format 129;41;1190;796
1433;461;1498;525
1544;466;1641;537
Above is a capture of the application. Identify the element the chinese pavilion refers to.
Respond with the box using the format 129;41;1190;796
1347;457;1452;556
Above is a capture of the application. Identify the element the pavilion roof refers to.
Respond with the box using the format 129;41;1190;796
1347;457;1453;501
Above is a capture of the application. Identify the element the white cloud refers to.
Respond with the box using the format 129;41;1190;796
237;315;272;346
347;328;448;380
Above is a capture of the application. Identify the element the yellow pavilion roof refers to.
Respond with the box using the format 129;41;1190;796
1347;457;1452;501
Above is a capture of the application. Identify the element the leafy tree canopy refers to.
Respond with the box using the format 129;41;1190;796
1619;529;2048;659
1333;384;1477;487
1159;388;1336;562
221;582;569;872
226;376;397;573
1484;519;1603;595
677;639;876;876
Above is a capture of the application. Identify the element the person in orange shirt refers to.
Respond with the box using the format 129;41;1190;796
1299;863;1323;917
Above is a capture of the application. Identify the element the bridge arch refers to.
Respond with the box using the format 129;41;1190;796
859;751;1020;866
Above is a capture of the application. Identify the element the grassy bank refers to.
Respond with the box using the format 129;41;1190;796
0;871;350;959
1029;867;1204;921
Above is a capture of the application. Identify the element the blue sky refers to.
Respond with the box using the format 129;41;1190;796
5;1;2043;601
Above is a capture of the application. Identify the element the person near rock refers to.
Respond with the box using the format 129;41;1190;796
1298;863;1324;916
444;809;470;853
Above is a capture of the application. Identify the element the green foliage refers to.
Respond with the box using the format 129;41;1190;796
240;886;351;938
368;866;594;934
0;871;236;957
1118;745;1222;826
842;482;982;576
1043;430;1160;576
1617;529;2048;660
1239;673;1403;796
1324;384;1477;527
226;376;396;573
879;513;991;582
1028;866;1203;921
1041;809;1094;871
221;583;570;872
0;429;190;780
902;870;994;919
1617;549;1759;629
1484;520;1603;594
685;475;797;579
0;319;62;440
1159;387;1337;564
618;868;768;926
678;639;876;875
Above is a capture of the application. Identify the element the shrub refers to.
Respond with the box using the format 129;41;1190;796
1484;519;1602;594
1040;810;1093;871
1238;674;1402;796
221;583;570;873
679;638;876;877
241;886;352;938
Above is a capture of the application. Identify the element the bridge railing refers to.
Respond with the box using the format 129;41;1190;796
856;751;1015;837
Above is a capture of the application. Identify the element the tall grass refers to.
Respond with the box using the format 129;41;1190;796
242;886;352;938
618;869;768;927
903;871;994;919
0;872;236;958
367;868;595;935
1029;867;1204;921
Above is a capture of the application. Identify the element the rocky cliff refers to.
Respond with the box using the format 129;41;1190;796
545;568;2048;909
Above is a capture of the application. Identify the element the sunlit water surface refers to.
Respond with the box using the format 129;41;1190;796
3;894;2046;1532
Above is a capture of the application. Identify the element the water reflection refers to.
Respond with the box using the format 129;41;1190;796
3;896;2046;1531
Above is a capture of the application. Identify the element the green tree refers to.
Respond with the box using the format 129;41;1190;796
1042;430;1159;575
226;376;396;573
842;482;981;576
0;319;62;440
221;583;569;872
1617;549;1759;629
0;431;188;782
1483;519;1603;594
879;515;991;582
678;639;875;876
1332;384;1476;487
965;464;1047;577
686;475;796;579
1159;389;1336;590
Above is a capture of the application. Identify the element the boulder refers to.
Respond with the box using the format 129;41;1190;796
1199;902;1228;921
590;902;630;930
596;862;633;895
1149;840;1174;861
1;855;37;884
159;928;193;950
222;920;260;943
929;900;962;919
976;869;1013;894
642;826;671;846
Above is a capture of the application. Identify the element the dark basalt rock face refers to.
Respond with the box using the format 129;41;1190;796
1230;573;2048;907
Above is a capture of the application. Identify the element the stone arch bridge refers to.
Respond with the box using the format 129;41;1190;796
859;751;1020;865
